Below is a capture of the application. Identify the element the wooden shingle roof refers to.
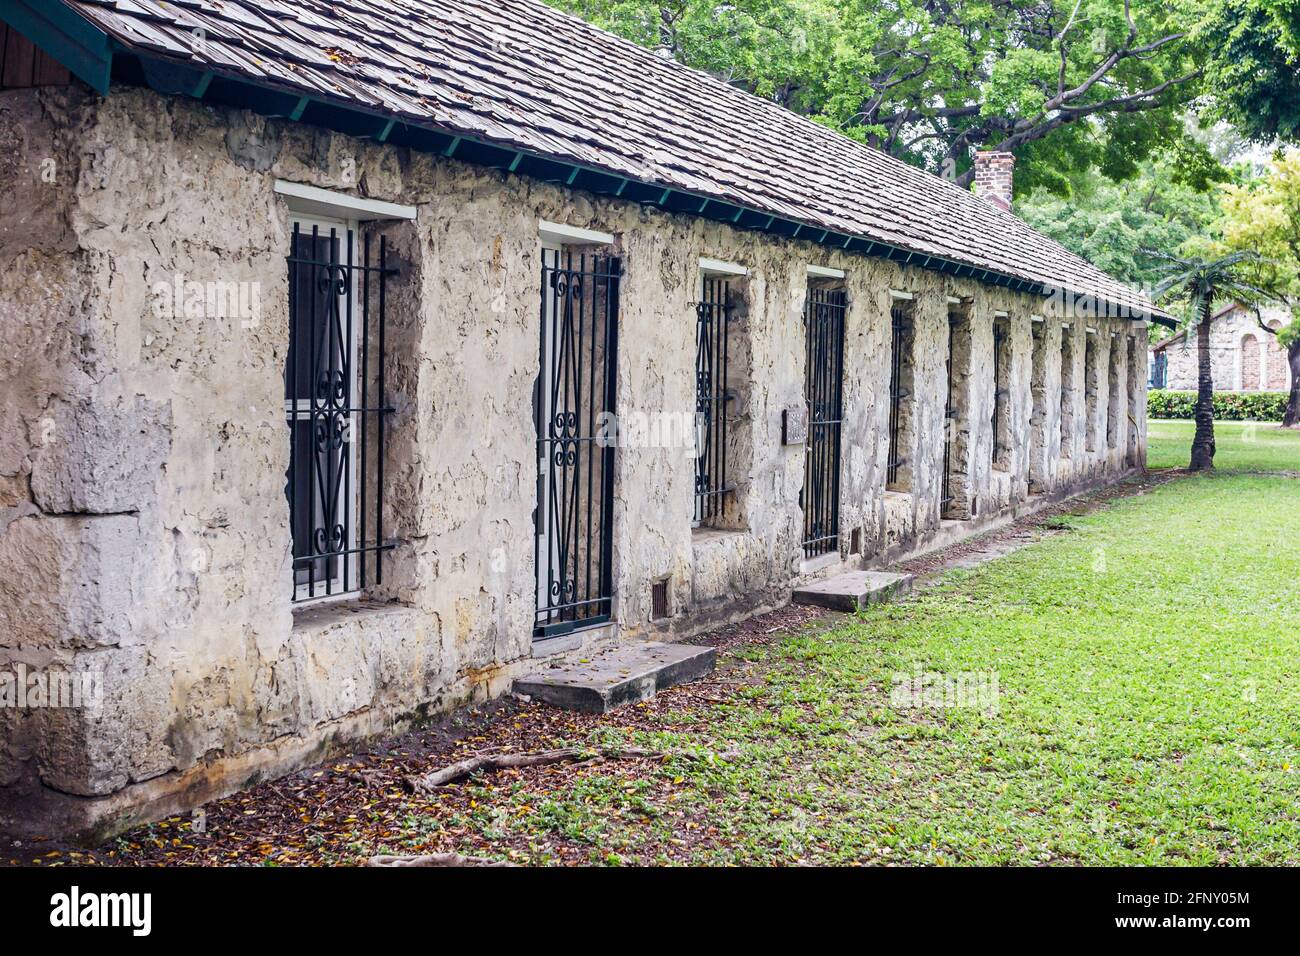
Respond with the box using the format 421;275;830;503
52;0;1159;318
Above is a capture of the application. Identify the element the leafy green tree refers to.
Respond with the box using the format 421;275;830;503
1200;0;1300;142
1151;251;1280;467
1217;148;1300;425
550;0;1209;191
1017;154;1223;291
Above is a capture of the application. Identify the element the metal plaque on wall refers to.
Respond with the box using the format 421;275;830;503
783;404;808;445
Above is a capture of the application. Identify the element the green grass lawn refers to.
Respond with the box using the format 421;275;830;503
416;465;1300;865
1147;419;1300;472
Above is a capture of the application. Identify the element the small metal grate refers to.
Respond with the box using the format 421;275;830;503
651;580;670;621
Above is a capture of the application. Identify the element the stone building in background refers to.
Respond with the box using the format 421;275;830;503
1152;303;1294;392
0;0;1161;841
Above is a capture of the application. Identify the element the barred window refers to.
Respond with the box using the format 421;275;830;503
991;317;1012;469
887;304;915;491
941;313;958;512
694;275;734;524
1084;330;1100;453
285;217;395;601
1060;325;1075;459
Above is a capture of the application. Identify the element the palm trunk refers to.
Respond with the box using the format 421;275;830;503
1189;300;1216;470
1283;339;1300;428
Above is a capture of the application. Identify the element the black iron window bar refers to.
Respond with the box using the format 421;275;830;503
886;306;911;487
694;276;733;524
991;323;1006;463
801;287;847;557
941;315;957;512
286;222;396;602
535;248;621;637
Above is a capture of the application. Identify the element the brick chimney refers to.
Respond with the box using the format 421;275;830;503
973;151;1015;211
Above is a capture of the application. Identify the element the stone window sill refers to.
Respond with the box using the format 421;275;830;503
691;525;748;544
291;597;418;636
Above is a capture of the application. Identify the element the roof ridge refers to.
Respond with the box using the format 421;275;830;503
54;0;1161;316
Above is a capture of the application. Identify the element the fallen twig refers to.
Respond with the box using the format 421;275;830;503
404;745;703;793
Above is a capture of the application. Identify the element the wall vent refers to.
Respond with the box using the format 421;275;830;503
651;580;671;620
850;527;862;555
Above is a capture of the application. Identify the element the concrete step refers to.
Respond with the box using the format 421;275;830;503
514;641;716;713
792;570;914;612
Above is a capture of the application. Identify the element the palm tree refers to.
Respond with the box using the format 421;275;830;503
1150;251;1278;471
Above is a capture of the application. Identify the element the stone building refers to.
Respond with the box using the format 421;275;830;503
0;0;1161;841
1152;303;1294;392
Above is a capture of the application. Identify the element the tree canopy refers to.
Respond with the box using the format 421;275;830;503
552;0;1211;190
1217;148;1300;346
1199;0;1300;143
1016;152;1224;289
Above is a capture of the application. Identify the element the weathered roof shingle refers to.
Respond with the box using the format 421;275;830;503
59;0;1157;317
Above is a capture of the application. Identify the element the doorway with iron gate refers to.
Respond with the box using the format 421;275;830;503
534;245;621;640
801;286;847;558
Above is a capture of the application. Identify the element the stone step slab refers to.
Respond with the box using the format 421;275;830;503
514;641;716;713
792;570;914;612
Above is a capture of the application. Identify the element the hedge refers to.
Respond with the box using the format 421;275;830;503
1147;389;1290;422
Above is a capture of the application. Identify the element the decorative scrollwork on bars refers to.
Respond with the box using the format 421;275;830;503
286;222;396;602
534;248;620;637
694;278;731;524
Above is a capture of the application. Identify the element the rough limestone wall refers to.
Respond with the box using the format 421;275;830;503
0;86;306;837
1132;329;1150;467
944;306;977;518
0;84;1152;840
0;87;547;839
1057;321;1081;477
1029;317;1066;493
1027;319;1049;491
836;258;894;556
0;87;111;825
1263;309;1293;389
902;285;948;535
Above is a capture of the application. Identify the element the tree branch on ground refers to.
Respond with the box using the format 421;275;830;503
404;745;715;793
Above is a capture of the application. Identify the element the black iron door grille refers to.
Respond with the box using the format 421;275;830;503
801;287;846;558
286;222;396;602
695;276;732;523
941;317;957;513
535;248;621;638
887;306;909;487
